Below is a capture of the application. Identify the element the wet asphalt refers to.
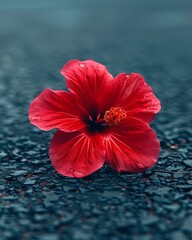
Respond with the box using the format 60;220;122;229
0;0;192;239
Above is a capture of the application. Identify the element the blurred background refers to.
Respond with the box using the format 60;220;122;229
0;0;192;239
0;0;192;128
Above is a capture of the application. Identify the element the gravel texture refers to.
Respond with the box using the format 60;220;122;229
0;0;192;239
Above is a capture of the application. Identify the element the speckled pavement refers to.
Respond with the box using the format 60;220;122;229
0;0;192;239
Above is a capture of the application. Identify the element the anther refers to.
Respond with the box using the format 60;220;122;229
104;107;127;126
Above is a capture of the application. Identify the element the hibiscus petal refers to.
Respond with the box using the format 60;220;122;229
107;73;161;123
104;117;160;173
49;130;105;178
61;59;113;117
29;88;86;132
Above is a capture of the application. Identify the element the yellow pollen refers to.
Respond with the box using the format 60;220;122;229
104;107;127;126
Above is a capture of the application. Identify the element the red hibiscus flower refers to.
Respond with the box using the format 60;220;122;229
29;59;161;178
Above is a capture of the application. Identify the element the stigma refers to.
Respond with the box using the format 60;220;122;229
104;107;127;126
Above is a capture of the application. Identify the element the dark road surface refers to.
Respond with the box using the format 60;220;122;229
0;0;192;239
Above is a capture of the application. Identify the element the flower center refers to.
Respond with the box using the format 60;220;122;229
104;107;127;126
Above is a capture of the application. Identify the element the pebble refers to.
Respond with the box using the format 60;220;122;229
11;170;28;176
164;204;180;212
141;215;159;225
183;160;192;167
182;216;192;232
24;179;36;185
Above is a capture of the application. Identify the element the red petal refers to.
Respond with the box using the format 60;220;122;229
49;130;105;178
61;59;113;116
29;88;86;132
104;117;160;173
106;73;161;123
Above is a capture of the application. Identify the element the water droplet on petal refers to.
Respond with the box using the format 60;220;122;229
152;158;157;163
68;168;75;173
137;163;144;168
73;171;84;178
79;63;85;68
31;116;40;121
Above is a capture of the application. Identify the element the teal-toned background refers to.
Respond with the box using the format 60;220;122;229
0;1;192;239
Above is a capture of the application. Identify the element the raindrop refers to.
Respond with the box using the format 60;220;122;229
137;163;144;168
31;116;40;121
68;168;75;173
79;63;85;68
73;171;84;178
